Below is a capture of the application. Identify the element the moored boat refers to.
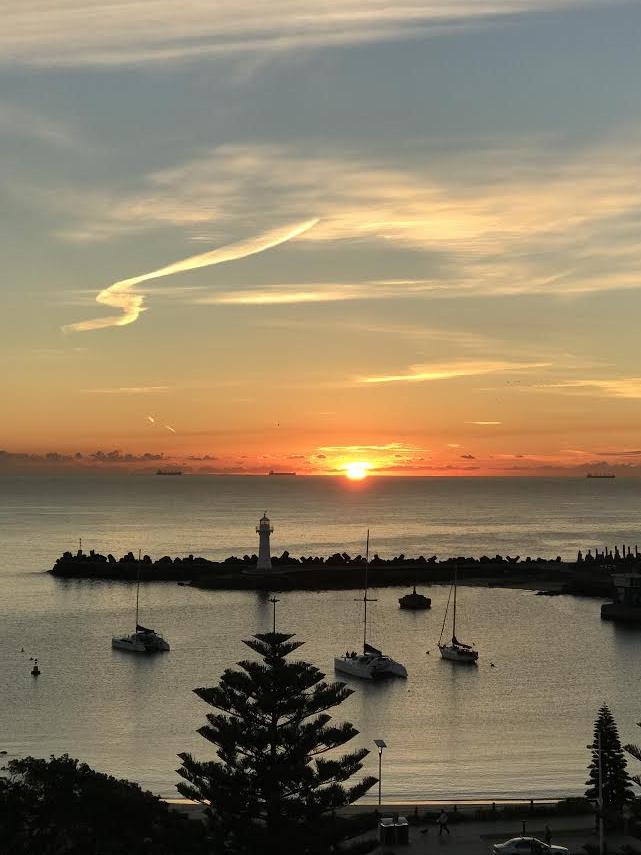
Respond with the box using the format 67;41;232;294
112;552;170;654
438;569;478;663
334;531;407;680
399;584;431;610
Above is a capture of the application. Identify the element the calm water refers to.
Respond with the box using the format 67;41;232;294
2;473;640;801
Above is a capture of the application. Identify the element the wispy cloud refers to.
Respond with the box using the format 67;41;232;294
361;360;547;385
57;137;641;304
537;378;641;399
63;218;318;332
0;101;77;148
0;1;602;67
80;386;169;394
594;449;641;456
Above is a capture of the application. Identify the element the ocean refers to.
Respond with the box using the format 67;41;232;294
2;473;640;801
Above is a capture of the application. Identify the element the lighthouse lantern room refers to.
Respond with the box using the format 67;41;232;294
256;513;274;571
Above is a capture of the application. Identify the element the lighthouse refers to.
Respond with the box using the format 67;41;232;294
256;512;274;571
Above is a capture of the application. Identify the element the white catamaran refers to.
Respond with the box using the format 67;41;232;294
334;531;407;680
438;568;478;663
112;554;170;653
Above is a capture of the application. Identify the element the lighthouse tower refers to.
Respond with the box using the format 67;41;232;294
256;512;274;571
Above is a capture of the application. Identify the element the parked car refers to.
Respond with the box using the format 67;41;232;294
492;837;569;855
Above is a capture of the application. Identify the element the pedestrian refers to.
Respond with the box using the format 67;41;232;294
438;809;450;836
544;825;551;846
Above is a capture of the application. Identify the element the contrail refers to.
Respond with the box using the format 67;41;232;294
64;218;319;333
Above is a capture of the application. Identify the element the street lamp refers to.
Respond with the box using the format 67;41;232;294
374;739;387;807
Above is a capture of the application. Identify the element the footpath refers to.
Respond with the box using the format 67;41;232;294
366;813;639;855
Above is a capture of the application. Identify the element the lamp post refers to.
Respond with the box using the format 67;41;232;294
374;739;387;807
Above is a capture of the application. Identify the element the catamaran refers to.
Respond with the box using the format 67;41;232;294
438;568;478;663
112;553;170;653
334;531;407;680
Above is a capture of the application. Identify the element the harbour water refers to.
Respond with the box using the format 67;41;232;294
2;473;641;801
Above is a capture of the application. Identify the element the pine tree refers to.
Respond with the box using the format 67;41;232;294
585;705;633;816
177;631;377;854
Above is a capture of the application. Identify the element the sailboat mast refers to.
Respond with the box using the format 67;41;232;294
363;529;369;653
452;565;457;640
135;549;141;630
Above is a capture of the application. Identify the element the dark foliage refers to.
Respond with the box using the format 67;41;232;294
586;705;633;816
0;754;207;855
177;631;376;854
623;717;641;790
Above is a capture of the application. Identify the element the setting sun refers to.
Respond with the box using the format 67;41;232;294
344;462;371;480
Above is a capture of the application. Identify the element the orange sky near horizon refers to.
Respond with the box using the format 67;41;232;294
3;1;641;476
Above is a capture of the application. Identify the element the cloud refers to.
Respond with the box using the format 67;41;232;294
318;443;428;454
536;378;641;399
467;421;502;425
81;386;169;394
360;360;547;385
63;218;318;332
59;135;641;306
0;1;603;68
593;449;641;457
0;448;166;470
0;101;76;148
90;450;164;462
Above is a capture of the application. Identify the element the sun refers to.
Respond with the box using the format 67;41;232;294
344;462;370;481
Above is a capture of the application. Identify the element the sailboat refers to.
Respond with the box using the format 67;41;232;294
334;531;407;680
438;568;478;663
112;553;170;653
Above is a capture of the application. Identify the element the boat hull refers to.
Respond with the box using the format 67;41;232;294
399;594;431;610
334;656;375;680
439;643;478;663
334;653;407;680
112;632;170;653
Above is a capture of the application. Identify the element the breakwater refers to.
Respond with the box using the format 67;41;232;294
49;548;634;594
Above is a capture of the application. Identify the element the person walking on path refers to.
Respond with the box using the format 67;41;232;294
544;825;552;846
438;810;450;836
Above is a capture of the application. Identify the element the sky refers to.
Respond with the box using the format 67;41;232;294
3;0;641;476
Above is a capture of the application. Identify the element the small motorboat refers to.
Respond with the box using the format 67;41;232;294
399;584;431;610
